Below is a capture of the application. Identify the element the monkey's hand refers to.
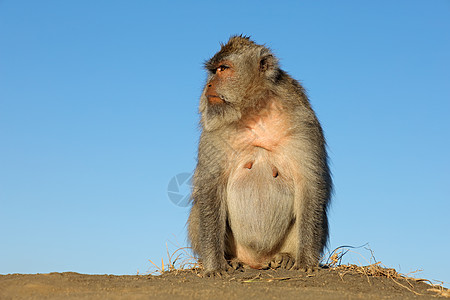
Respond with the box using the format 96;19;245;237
262;253;295;270
203;260;242;278
292;260;319;273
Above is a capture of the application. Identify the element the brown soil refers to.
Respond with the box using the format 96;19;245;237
0;268;448;300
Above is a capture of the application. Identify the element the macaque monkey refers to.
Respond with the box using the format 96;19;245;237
188;35;332;277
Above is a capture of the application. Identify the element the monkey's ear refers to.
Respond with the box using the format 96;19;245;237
259;54;279;79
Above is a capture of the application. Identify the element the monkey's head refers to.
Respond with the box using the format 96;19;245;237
199;35;281;131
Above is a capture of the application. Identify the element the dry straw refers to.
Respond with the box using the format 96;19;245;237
148;243;449;297
323;245;449;297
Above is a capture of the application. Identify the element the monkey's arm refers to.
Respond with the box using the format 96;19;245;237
188;135;229;276
292;119;332;270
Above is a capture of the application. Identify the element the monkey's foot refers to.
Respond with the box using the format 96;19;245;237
292;262;319;273
202;260;242;278
203;269;229;278
227;259;244;271
262;253;295;270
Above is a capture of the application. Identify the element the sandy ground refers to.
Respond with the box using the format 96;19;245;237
0;268;448;300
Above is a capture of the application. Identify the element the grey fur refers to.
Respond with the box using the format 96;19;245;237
188;35;332;276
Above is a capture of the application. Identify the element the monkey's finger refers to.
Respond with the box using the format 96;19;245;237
260;262;271;270
204;270;228;278
228;260;243;271
281;258;289;269
291;262;305;271
269;259;281;269
269;254;284;269
285;258;295;270
213;271;225;278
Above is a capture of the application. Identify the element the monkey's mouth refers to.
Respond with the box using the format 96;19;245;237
206;94;225;105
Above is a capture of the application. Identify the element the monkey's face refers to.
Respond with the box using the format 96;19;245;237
205;60;236;106
200;38;279;131
199;54;255;131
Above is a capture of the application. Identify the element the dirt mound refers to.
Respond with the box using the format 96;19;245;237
0;267;448;300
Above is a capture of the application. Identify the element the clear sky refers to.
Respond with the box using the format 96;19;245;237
1;0;449;286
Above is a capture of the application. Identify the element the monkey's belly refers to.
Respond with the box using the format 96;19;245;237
226;153;294;262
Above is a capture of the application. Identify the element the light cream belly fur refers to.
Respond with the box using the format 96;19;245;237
226;148;295;268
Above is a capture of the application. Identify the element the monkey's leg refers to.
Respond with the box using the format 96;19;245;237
189;199;236;275
196;183;233;277
293;183;329;273
187;201;201;256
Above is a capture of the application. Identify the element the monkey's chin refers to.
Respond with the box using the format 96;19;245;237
203;105;242;131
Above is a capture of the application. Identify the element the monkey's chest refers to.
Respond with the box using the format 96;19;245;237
234;101;290;152
225;102;296;252
227;100;292;178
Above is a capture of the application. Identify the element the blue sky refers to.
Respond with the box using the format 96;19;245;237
1;0;449;286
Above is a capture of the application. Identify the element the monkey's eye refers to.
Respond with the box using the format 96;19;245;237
216;65;229;73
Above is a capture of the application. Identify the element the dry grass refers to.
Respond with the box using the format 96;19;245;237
147;242;200;275
322;245;449;297
148;244;449;297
